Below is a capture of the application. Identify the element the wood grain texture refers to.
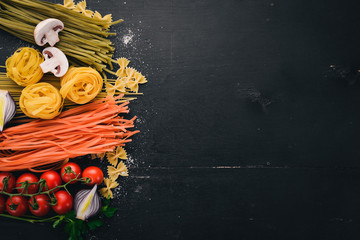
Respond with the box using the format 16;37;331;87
1;0;360;239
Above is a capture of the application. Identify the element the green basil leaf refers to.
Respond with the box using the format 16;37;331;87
103;206;117;218
65;210;76;219
87;219;103;230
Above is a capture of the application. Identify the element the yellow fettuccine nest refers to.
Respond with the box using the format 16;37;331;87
6;47;44;86
20;83;63;119
60;67;103;104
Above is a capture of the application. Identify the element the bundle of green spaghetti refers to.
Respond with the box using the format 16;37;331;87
0;0;123;72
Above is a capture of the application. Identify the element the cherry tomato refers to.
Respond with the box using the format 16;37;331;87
61;162;81;184
16;173;39;194
40;171;62;193
0;195;5;213
52;190;73;215
28;194;51;217
82;166;104;186
6;196;28;217
0;172;16;193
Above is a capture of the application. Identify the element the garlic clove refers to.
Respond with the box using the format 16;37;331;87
0;90;16;132
75;184;101;221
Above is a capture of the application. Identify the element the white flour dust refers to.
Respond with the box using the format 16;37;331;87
122;29;134;46
126;155;136;167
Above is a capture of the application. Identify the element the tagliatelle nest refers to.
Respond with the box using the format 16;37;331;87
60;67;103;104
6;47;44;86
19;82;63;119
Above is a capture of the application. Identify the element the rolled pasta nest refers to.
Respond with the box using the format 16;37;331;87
60;67;103;104
20;82;63;119
6;47;44;86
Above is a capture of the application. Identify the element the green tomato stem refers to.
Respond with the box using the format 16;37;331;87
1;175;90;198
0;213;61;223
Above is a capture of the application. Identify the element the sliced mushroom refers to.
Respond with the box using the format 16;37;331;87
34;18;64;46
40;47;69;77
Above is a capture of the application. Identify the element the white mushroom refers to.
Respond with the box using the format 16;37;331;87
34;18;64;46
40;47;69;77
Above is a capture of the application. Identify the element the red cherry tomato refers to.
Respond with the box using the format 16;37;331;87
28;194;51;217
0;195;5;214
6;196;28;217
61;162;81;184
0;172;16;193
40;171;62;193
82;166;104;186
16;173;39;194
52;190;73;215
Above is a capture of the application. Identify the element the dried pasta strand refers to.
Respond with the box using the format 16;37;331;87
0;96;139;172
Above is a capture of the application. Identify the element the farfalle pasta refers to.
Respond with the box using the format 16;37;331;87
63;0;113;28
60;67;103;104
6;47;44;86
63;0;75;8
20;82;63;119
106;146;127;166
106;57;148;96
108;161;128;181
99;178;119;199
115;57;130;77
125;67;137;78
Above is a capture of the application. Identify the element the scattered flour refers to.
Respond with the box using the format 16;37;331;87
122;29;134;46
127;155;136;167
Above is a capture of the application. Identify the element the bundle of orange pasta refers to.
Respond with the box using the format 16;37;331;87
0;95;138;172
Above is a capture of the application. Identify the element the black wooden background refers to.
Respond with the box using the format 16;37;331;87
1;0;360;239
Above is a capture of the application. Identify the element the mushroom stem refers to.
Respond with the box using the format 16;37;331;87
40;58;59;74
47;33;60;47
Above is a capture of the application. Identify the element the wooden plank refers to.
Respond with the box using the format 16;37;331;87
0;0;360;239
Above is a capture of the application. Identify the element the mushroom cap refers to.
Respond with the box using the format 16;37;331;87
34;18;64;47
40;47;69;77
